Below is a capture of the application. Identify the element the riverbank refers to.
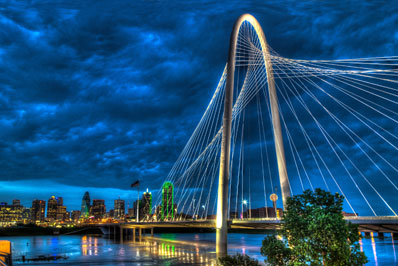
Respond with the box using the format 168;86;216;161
0;225;102;236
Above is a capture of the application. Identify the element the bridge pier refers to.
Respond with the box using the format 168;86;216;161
216;13;290;258
364;232;371;238
139;228;142;242
378;232;384;239
151;228;154;237
120;227;123;243
133;228;136;242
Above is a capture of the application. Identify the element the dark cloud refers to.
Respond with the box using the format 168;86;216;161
0;0;396;214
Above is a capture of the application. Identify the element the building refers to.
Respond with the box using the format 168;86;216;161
47;196;58;220
342;211;357;217
22;208;31;223
114;199;125;219
127;208;135;219
12;199;21;206
107;209;114;218
141;189;152;220
132;199;141;219
81;192;91;218
71;210;81;222
57;197;63;206
91;200;105;219
161;182;174;220
31;200;46;222
154;205;162;221
0;202;23;224
243;207;283;219
56;206;67;221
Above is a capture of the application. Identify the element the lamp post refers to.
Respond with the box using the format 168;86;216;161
242;200;247;219
270;193;278;219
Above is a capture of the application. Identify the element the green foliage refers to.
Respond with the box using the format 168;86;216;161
217;253;260;266
261;236;291;265
261;188;368;266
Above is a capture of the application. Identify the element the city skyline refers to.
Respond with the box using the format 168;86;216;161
0;189;154;214
0;1;397;215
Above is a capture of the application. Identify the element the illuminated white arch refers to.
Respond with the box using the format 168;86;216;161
216;13;291;256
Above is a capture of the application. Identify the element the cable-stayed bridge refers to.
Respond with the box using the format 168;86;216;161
120;14;398;256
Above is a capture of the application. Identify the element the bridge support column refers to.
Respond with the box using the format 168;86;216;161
216;13;291;259
120;227;123;242
364;232;371;238
151;228;154;237
378;232;384;239
133;228;136;242
139;228;142;242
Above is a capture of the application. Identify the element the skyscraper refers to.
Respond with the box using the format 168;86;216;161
0;202;23;224
56;206;67;221
47;196;58;220
31;200;46;222
133;199;141;219
81;191;91;218
22;208;31;223
114;199;125;219
56;197;63;206
91;199;105;219
71;210;81;222
162;182;174;220
141;189;152;220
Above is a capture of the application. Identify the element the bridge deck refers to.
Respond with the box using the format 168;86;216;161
103;216;398;233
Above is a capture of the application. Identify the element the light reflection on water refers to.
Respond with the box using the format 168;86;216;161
0;232;397;265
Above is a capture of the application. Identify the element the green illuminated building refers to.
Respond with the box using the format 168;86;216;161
162;182;174;220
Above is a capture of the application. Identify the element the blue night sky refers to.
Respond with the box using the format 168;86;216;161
0;1;397;214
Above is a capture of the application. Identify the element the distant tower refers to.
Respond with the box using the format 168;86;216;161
47;196;58;220
56;197;63;206
114;199;125;219
31;199;46;222
81;192;91;218
162;182;174;220
91;199;106;219
12;199;21;206
141;189;152;220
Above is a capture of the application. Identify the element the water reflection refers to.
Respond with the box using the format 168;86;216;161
0;233;397;265
134;237;216;265
392;234;397;263
81;235;100;256
371;233;378;266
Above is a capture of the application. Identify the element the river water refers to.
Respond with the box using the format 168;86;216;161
1;233;397;265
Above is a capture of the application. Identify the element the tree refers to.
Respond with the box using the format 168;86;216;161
217;253;260;266
261;188;368;266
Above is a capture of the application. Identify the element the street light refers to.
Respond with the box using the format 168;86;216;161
242;200;247;219
270;193;278;219
201;205;206;220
